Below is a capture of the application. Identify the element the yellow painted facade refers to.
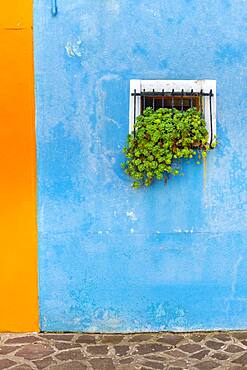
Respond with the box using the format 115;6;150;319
0;1;39;331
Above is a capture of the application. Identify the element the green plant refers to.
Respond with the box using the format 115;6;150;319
122;107;216;188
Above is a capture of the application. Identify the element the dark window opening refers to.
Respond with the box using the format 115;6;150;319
141;96;199;113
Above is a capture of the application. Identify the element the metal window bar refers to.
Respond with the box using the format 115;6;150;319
181;89;184;112
209;89;213;146
133;91;213;97
190;89;193;108
132;89;214;141
200;89;203;118
171;89;174;119
133;89;136;137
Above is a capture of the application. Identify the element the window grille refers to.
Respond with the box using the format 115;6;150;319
129;80;216;146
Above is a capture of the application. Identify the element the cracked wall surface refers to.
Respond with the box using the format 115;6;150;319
34;0;247;331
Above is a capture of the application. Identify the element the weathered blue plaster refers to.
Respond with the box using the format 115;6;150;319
34;0;247;331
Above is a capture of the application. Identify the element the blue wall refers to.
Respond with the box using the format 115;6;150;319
34;0;247;332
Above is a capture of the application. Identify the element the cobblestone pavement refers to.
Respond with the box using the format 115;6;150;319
1;332;247;369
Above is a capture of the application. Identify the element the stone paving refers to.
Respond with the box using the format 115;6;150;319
0;332;247;369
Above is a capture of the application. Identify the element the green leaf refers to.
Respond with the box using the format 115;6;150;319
132;181;140;188
121;106;216;188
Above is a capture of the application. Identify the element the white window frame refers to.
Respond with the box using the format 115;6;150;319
129;80;216;144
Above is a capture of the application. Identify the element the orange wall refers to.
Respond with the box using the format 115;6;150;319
0;1;39;331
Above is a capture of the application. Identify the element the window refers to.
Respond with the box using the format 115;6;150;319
129;80;216;145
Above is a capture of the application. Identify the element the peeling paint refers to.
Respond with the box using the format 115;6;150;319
126;211;138;222
65;40;82;58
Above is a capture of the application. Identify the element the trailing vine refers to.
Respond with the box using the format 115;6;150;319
122;107;216;188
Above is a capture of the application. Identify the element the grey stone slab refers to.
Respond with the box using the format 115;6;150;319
33;356;57;369
194;360;220;370
90;357;114;370
15;343;54;360
56;349;86;361
39;334;74;341
134;343;171;355
157;335;184;346
101;335;124;344
76;335;96;344
0;359;16;369
129;334;153;342
86;344;108;355
49;362;87;370
224;344;244;353
0;345;20;354
205;340;224;350
5;336;37;344
114;345;129;356
190;349;210;360
232;352;247;365
142;359;164;369
178;343;202;353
